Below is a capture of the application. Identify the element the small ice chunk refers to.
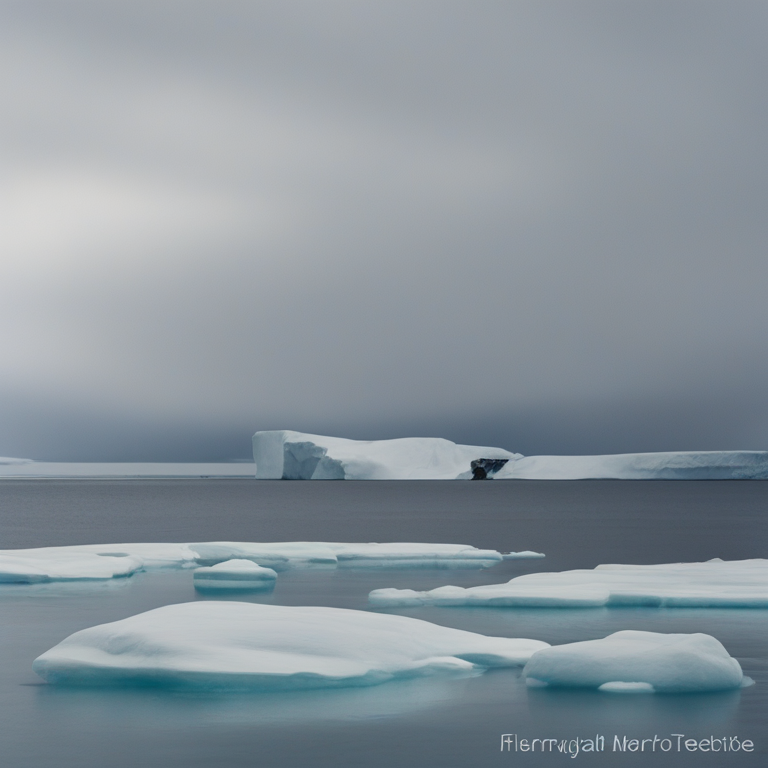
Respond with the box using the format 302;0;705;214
32;602;550;689
598;681;655;693
503;551;545;560
523;631;745;693
194;560;277;591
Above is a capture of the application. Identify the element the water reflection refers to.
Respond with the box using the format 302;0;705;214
33;675;476;726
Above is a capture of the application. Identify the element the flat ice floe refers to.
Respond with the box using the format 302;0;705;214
32;602;549;689
523;631;748;693
0;541;509;583
368;559;768;608
0;551;143;583
193;560;278;591
253;430;519;480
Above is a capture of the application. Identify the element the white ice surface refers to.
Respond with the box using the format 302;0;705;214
32;602;549;689
0;541;506;583
368;559;768;608
503;551;546;560
0;551;143;583
0;462;256;478
522;631;746;693
495;451;768;480
252;432;768;479
253;430;518;480
193;559;278;591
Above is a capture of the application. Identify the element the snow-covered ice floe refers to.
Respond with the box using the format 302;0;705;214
32;602;549;689
193;560;277;592
494;451;768;480
0;541;509;583
368;559;768;608
523;631;750;693
253;430;519;480
0;551;143;583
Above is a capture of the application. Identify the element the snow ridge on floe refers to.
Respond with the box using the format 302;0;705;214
32;602;549;689
0;541;510;583
369;559;768;608
523;631;747;693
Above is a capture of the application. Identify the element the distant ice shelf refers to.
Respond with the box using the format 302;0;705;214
252;431;768;480
0;456;33;465
32;602;549;689
4;443;766;480
0;462;256;478
494;451;768;480
523;630;749;693
368;559;768;608
0;541;513;583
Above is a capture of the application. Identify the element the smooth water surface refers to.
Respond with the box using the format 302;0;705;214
1;479;766;767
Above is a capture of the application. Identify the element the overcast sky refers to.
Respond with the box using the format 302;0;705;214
1;1;767;460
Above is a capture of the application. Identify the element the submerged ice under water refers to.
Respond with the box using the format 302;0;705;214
1;479;766;767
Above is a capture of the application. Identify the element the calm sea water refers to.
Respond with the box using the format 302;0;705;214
1;479;766;767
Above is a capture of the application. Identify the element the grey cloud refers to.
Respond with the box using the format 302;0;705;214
1;2;766;459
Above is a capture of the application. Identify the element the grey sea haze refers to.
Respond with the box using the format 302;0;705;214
0;479;766;767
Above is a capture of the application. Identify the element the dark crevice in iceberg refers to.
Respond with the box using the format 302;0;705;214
470;458;509;480
282;442;326;480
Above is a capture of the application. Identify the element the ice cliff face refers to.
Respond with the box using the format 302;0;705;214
252;431;519;480
253;432;768;480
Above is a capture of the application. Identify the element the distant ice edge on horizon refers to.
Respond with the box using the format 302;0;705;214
252;431;768;480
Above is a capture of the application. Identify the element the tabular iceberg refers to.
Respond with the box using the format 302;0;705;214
32;602;549;689
522;631;747;693
0;541;509;583
368;559;768;608
252;430;518;480
251;432;768;480
193;560;277;591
